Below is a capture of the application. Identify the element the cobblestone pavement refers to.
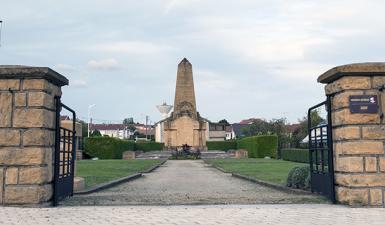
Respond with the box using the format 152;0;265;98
64;160;326;206
1;204;385;225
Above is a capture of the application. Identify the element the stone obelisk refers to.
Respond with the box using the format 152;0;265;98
162;58;207;150
173;58;197;118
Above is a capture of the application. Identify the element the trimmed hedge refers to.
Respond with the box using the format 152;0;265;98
206;141;237;151
84;137;135;159
135;142;164;152
85;137;164;159
236;135;278;158
282;148;309;163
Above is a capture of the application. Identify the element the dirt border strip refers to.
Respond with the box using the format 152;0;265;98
204;160;314;195
75;160;167;195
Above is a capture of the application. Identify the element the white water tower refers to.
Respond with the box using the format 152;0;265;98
156;102;173;119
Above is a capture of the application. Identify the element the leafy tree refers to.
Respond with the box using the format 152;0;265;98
127;124;136;133
268;118;289;158
245;119;271;135
91;129;102;137
291;110;324;148
77;119;88;138
218;119;230;125
123;117;134;125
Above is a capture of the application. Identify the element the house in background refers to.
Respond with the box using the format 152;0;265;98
206;122;232;141
227;123;250;140
226;118;263;140
90;124;132;139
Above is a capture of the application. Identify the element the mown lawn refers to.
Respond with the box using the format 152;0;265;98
76;159;163;188
205;158;307;185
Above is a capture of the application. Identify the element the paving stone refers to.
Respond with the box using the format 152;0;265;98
0;205;385;225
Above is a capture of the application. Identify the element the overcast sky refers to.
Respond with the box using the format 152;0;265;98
1;0;385;124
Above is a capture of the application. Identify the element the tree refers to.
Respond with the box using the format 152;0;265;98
291;110;324;148
123;117;134;125
218;119;229;125
91;129;102;137
268;118;289;158
127;124;136;133
77;119;88;138
247;119;271;135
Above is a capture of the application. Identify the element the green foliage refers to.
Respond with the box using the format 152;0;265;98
84;137;135;159
205;158;307;185
291;110;324;148
78;120;88;139
85;137;165;159
236;135;278;158
282;148;309;163
218;119;230;125
135;142;164;152
123;117;134;125
286;166;310;189
76;159;162;188
91;129;102;137
206;141;237;151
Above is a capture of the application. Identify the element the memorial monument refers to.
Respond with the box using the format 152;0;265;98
155;58;207;150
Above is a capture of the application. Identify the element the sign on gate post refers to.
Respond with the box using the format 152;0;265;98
349;95;379;114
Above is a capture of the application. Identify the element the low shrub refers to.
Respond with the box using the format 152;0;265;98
84;137;135;159
169;149;201;160
282;148;309;163
206;141;237;151
135;142;164;152
286;166;310;189
236;135;278;158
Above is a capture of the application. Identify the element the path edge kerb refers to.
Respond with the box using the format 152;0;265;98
74;159;167;195
74;173;142;195
142;159;168;173
204;160;315;195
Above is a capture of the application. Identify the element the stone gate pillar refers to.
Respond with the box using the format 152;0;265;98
318;63;385;207
0;66;68;205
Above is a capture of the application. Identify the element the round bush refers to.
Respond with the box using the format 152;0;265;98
286;166;310;189
304;172;311;189
286;166;297;187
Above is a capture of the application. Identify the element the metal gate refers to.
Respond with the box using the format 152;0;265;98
308;95;335;202
53;97;77;206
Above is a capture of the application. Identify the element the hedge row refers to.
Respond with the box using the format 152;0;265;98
236;135;278;158
84;137;135;159
206;141;237;151
84;137;164;159
135;142;165;152
281;148;309;163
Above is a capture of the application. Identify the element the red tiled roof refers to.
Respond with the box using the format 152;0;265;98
90;124;126;130
60;115;70;121
286;124;300;133
239;118;263;124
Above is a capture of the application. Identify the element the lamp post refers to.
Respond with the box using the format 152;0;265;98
87;104;96;137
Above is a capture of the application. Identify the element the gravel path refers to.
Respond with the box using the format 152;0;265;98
63;160;327;206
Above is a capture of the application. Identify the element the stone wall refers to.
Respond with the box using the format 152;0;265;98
0;66;68;205
318;63;385;206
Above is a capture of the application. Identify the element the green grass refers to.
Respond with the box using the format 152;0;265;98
205;158;307;185
76;159;163;188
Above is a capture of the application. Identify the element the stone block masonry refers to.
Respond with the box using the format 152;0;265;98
318;63;385;207
0;66;68;205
